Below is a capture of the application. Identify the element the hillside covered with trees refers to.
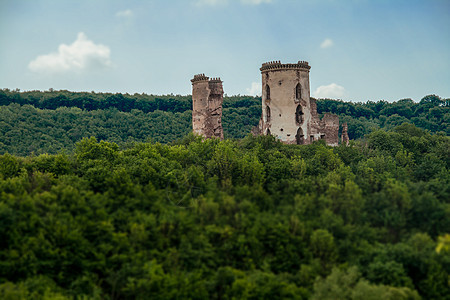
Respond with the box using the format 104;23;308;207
0;126;449;299
0;89;449;299
0;89;448;156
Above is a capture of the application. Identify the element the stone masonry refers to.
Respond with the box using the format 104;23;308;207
255;60;341;146
342;122;350;146
191;74;224;139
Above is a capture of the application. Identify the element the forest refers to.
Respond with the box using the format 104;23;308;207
0;89;449;299
0;89;448;156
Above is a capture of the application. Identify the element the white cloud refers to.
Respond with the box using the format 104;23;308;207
28;32;112;74
320;38;334;49
195;0;228;6
313;83;346;99
116;9;133;18
246;82;262;96
241;0;272;4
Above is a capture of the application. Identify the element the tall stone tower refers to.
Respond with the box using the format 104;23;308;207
191;74;224;139
257;60;340;146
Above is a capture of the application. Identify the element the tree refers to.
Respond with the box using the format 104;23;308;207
312;267;420;300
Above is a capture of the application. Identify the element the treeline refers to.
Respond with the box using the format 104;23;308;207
316;95;449;139
0;89;263;114
0;104;192;155
0;89;192;113
0;93;261;156
0;89;448;157
0;125;449;299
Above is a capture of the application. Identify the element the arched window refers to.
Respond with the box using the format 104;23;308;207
266;106;271;122
295;105;303;124
295;83;301;101
267;128;271;136
266;85;270;100
296;127;304;145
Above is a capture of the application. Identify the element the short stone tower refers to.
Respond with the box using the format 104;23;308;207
256;60;340;146
191;74;224;139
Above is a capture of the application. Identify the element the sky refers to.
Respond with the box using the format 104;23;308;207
0;0;449;102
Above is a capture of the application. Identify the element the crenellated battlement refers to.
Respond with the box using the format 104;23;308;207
191;73;209;83
260;60;310;72
191;74;223;84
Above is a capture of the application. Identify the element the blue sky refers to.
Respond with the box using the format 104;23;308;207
1;0;449;102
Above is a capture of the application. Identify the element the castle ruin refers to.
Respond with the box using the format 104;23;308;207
191;74;224;139
191;60;344;146
255;60;340;146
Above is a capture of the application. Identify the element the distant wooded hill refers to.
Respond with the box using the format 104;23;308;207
0;89;448;156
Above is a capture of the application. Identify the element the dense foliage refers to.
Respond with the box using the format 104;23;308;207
0;104;192;155
316;95;450;139
0;124;449;299
0;89;448;156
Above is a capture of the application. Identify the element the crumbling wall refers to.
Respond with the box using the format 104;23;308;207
309;98;323;143
207;79;224;139
191;74;224;139
321;113;339;146
342;122;349;146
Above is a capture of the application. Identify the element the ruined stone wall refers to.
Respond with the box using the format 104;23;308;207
321;113;339;146
342;123;349;146
208;79;224;139
191;74;224;139
309;98;323;142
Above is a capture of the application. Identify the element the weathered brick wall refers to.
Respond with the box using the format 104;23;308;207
342;122;349;145
322;113;339;146
191;74;223;139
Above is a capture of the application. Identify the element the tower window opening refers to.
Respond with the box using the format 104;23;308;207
296;83;302;101
266;85;270;100
266;106;271;122
295;105;304;124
